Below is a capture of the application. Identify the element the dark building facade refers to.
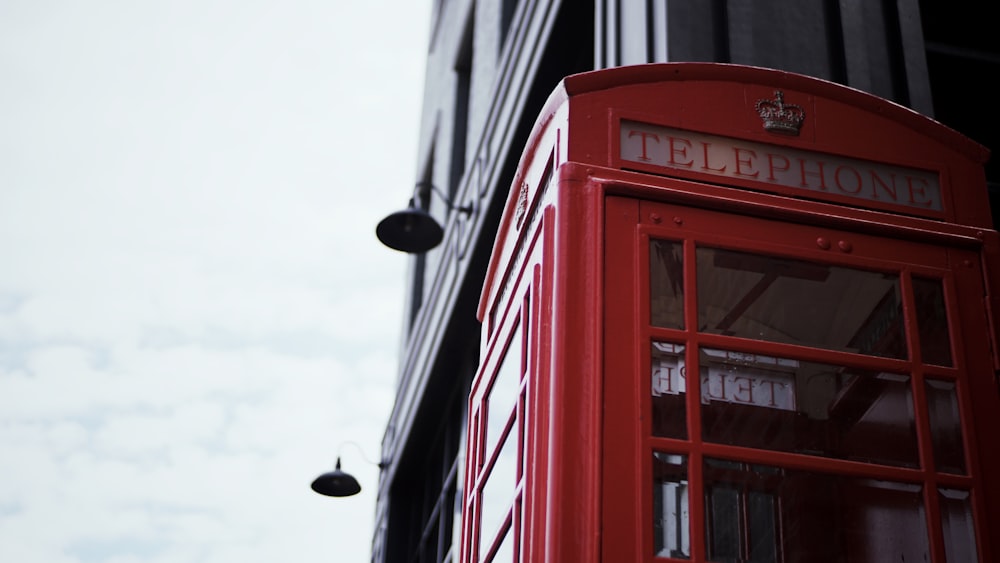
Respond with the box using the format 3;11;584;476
369;2;999;561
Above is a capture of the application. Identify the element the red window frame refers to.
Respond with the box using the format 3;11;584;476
603;193;996;563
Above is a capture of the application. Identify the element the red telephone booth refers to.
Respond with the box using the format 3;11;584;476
462;63;1000;563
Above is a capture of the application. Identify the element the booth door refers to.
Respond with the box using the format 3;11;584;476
602;195;998;563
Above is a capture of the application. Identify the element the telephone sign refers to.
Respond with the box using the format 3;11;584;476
620;120;943;213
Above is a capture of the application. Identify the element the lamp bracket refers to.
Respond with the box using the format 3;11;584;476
338;440;388;469
414;182;473;215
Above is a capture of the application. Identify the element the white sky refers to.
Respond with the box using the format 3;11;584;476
0;1;429;561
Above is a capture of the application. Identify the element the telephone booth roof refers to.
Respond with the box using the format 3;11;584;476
479;63;992;321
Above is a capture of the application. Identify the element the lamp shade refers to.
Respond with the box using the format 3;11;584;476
311;457;362;497
375;204;444;253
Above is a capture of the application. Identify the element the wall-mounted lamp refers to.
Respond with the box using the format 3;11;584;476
311;442;386;498
376;182;472;253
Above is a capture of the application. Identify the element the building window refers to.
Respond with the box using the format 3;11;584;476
450;11;473;203
408;171;433;329
500;0;518;46
919;0;1000;191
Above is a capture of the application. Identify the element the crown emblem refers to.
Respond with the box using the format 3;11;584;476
755;90;805;135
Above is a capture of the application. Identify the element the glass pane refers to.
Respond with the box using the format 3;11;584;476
704;465;779;563
704;458;929;563
697;247;906;359
651;240;684;329
700;348;919;467
653;452;690;559
486;322;522;457
913;277;953;366
485;524;514;563
651;342;687;439
707;485;741;561
926;379;967;474
480;428;517;550
747;491;779;562
940;489;979;563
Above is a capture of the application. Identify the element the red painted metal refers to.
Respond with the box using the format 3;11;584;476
467;63;999;562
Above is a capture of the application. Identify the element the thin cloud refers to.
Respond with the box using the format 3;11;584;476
0;1;426;561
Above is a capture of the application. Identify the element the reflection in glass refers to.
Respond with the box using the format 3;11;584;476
653;453;689;559
651;240;684;329
940;489;979;563
926;379;967;474
913;277;953;366
704;458;929;563
700;348;919;467
486;323;522;457
651;342;687;438
697;247;905;358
